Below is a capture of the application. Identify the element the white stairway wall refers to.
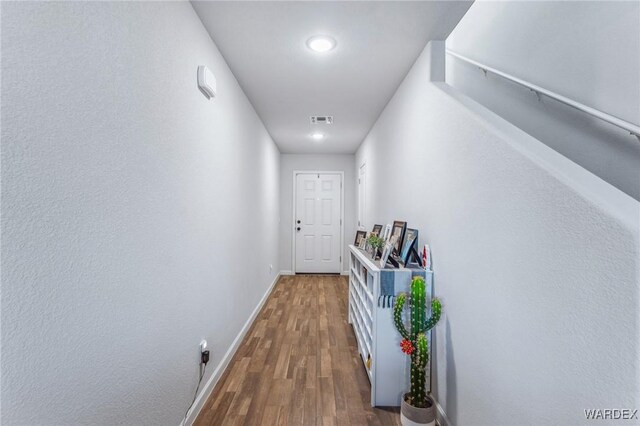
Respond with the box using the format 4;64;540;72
1;2;279;424
279;154;356;274
446;1;640;200
356;41;640;425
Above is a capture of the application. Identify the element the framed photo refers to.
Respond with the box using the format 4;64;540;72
379;242;393;268
354;230;367;248
390;221;407;255
400;228;419;264
381;224;392;241
363;232;373;249
371;224;383;237
360;232;371;249
367;244;376;259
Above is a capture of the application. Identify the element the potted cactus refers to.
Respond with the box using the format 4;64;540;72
393;276;442;426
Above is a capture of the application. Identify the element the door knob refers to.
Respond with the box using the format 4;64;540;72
297;220;301;224
296;227;301;231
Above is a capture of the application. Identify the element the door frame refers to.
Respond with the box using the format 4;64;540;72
292;170;345;274
358;162;366;230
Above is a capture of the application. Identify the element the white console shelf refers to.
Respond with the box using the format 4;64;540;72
348;245;433;407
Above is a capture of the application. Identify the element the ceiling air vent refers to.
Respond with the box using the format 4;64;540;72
310;116;333;125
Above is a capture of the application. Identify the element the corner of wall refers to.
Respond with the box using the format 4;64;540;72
425;40;446;82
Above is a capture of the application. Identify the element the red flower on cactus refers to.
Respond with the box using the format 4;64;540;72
400;339;414;355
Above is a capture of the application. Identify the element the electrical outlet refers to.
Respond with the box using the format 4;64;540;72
200;340;207;353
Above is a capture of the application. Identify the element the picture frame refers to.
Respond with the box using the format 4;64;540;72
379;242;393;268
381;224;392;241
400;228;419;265
390;221;407;255
354;230;367;248
371;224;383;237
360;232;370;249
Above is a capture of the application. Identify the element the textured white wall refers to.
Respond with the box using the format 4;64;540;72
1;2;279;424
357;41;640;425
278;154;356;274
446;1;640;200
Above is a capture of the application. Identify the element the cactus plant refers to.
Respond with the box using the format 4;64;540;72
393;276;442;408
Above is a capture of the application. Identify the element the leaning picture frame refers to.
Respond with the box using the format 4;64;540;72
360;232;370;249
371;224;383;237
379;242;393;268
381;224;392;241
354;230;367;248
390;221;407;255
400;228;419;264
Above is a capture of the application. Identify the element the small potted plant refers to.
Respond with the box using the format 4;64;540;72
367;235;385;259
393;276;442;426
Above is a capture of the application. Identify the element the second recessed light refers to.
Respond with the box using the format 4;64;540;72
307;35;336;53
311;133;325;141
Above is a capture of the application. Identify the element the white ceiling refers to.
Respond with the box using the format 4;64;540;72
192;1;472;154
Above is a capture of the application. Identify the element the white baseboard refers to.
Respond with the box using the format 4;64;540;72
435;398;451;426
182;272;281;425
281;270;347;276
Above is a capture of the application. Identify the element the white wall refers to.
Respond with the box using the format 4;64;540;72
357;41;640;425
279;154;356;274
1;2;279;424
446;1;640;200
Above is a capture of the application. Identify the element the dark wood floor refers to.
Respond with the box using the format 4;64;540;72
195;274;401;425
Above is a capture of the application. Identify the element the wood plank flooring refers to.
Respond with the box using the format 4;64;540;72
195;274;401;426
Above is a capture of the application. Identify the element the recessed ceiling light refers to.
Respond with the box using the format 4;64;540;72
311;133;325;141
306;36;336;53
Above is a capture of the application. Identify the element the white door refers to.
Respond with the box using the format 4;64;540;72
294;173;342;273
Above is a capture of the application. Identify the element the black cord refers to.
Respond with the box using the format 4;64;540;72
183;362;207;424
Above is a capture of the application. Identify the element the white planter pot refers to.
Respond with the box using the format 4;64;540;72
400;394;436;426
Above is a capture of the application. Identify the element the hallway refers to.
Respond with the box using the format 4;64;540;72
195;275;400;425
2;1;639;424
